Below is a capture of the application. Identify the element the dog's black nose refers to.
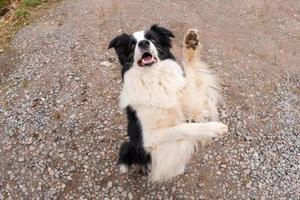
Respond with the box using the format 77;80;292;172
138;40;150;49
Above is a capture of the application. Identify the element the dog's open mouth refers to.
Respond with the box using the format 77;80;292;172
138;52;157;67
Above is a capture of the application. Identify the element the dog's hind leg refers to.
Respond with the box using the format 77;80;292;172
183;29;201;66
118;142;132;174
118;141;151;174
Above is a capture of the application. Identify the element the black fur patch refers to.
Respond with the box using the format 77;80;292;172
108;33;136;79
118;106;151;167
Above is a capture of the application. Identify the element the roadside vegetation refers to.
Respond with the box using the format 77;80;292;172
0;0;61;52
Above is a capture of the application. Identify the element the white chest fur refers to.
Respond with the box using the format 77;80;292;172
119;59;186;110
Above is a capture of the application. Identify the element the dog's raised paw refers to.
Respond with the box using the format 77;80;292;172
184;29;199;49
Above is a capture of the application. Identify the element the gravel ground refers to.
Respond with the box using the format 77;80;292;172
0;0;299;199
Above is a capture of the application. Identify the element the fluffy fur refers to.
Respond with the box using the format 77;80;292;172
182;29;221;122
108;25;227;182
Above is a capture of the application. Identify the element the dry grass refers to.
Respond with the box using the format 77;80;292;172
0;0;61;52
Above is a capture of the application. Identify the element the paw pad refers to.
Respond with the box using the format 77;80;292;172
184;29;199;49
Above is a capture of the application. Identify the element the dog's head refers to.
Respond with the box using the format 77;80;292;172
108;25;175;78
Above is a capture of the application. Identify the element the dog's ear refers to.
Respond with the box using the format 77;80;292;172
150;24;175;38
108;33;132;66
150;24;175;47
108;33;130;49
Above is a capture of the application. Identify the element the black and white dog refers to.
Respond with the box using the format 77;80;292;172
108;25;228;182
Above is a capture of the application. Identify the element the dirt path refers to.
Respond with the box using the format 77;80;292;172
0;0;299;199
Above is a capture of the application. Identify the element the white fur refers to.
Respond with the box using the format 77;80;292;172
120;59;185;109
182;30;221;122
132;30;145;41
182;61;220;122
120;58;227;182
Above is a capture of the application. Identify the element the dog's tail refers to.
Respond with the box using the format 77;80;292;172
149;140;196;182
183;29;201;67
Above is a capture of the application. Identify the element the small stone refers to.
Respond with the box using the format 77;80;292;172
117;125;123;130
100;61;112;67
244;169;251;175
246;181;252;188
117;186;123;192
128;192;133;199
171;186;176;193
18;157;25;162
48;167;54;176
70;114;76;119
98;136;105;141
80;83;88;89
221;110;227;117
107;181;112;188
121;191;127;197
108;57;116;62
244;136;252;141
29;145;35;151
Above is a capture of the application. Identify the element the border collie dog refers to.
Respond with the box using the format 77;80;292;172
108;25;228;182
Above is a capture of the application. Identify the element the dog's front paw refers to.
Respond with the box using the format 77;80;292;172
197;122;228;145
210;122;228;138
184;29;200;49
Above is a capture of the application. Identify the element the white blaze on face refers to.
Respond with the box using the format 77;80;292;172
133;30;158;65
133;30;145;42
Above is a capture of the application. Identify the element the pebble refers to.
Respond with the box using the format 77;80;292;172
117;187;123;192
100;61;113;67
244;169;251;175
48;167;55;176
220;164;227;169
128;192;133;199
246;181;252;188
107;181;113;188
18;157;25;162
121;191;127;197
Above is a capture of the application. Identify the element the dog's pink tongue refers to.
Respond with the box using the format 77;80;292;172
142;55;154;64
